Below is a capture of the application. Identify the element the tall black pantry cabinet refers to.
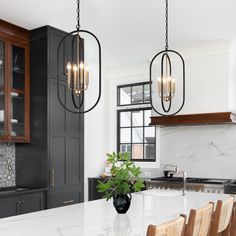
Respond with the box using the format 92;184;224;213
16;26;84;208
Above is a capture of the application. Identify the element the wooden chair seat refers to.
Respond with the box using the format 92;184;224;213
210;196;235;236
185;202;214;236
147;215;186;236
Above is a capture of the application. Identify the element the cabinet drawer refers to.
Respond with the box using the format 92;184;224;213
49;190;80;208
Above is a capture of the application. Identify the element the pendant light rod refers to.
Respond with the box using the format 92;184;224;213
165;0;169;50
76;0;81;30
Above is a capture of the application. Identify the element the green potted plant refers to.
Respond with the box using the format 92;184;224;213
97;152;145;214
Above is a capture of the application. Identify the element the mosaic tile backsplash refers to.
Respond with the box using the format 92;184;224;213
0;143;15;187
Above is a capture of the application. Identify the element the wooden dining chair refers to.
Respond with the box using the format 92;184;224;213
210;196;235;236
230;201;236;236
184;202;214;236
146;214;186;236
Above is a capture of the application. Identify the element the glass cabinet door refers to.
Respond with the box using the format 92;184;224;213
0;40;6;137
10;45;26;137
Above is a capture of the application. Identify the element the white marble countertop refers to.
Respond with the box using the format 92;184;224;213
0;190;231;236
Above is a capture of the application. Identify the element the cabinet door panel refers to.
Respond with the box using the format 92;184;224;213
66;137;81;183
20;192;45;214
49;30;66;79
50;136;66;187
0;196;20;218
49;188;80;208
65;89;82;137
49;79;66;136
0;40;6;137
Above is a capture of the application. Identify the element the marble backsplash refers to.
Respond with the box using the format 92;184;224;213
0;143;15;187
159;124;236;179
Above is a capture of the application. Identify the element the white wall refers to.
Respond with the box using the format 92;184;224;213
229;40;236;113
84;60;108;201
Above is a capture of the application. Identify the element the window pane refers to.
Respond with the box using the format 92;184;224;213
144;109;152;126
120;111;131;127
144;144;155;160
132;110;143;127
144;127;155;143
119;87;131;105
120;144;131;154
132;85;143;104
132;127;143;143
144;84;150;102
120;128;131;143
132;144;143;159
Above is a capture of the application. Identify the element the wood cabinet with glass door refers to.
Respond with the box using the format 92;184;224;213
0;20;30;142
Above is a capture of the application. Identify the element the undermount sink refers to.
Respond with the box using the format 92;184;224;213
142;189;182;197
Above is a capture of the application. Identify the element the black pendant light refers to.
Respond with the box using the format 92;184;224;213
57;0;101;114
149;0;185;116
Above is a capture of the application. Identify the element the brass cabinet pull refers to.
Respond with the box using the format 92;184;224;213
63;200;74;204
51;169;55;186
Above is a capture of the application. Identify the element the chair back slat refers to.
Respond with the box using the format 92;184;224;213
147;215;186;236
210;196;235;236
230;201;236;236
185;202;214;236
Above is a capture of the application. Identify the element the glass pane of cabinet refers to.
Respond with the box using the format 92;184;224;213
10;45;25;137
0;41;5;136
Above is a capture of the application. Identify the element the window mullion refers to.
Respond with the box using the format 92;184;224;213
131;110;133;159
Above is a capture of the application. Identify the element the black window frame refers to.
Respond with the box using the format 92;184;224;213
117;107;156;162
117;81;151;107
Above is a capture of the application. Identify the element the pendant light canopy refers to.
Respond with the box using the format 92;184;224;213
149;0;185;116
57;0;101;114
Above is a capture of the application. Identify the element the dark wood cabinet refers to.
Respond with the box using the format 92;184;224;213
16;25;84;209
0;20;30;143
0;191;45;218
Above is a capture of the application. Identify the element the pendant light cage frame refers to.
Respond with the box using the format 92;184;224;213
149;0;185;116
56;0;102;114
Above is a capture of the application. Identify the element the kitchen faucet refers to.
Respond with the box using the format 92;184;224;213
163;164;187;196
179;171;187;196
0;154;13;173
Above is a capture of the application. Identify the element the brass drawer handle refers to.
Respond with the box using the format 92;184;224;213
63;200;74;204
51;169;55;186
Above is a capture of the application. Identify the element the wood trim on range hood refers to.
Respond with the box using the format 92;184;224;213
150;112;236;126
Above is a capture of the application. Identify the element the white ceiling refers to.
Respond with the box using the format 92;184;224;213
0;0;236;69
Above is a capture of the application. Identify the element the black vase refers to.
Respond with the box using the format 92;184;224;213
113;194;132;214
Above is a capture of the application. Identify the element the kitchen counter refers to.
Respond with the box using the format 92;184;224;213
0;187;48;198
0;190;232;236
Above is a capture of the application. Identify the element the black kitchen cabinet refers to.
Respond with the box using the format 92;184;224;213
16;25;84;209
20;192;45;214
88;178;104;201
0;196;20;218
0;191;46;218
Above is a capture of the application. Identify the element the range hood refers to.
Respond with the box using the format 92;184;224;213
150;112;236;126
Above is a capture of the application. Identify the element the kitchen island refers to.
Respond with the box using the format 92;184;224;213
0;190;231;236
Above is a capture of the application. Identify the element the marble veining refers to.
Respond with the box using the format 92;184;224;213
0;190;230;236
0;143;15;187
160;124;236;179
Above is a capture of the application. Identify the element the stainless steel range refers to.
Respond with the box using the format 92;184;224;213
145;177;232;194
